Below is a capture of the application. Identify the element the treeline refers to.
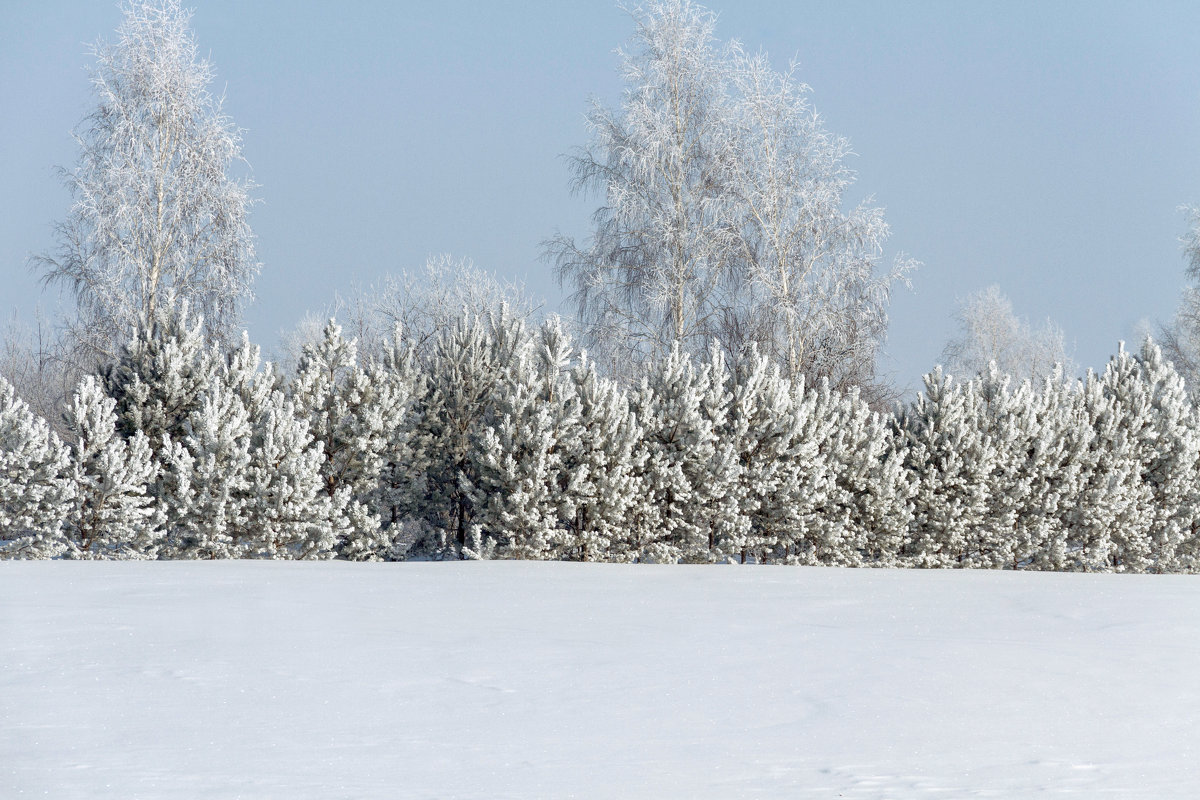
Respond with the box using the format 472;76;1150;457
2;304;1198;572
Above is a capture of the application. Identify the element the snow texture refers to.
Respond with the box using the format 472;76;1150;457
3;561;1197;798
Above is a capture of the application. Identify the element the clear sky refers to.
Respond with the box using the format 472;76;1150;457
3;0;1200;394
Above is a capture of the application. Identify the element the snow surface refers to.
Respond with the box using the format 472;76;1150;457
3;561;1199;798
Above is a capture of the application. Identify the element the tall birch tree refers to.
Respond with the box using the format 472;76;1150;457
38;0;257;361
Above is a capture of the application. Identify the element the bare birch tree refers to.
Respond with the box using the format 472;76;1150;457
36;0;258;364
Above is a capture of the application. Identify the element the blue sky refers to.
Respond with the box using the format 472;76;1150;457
3;1;1200;394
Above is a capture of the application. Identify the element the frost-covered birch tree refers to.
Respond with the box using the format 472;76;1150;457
941;286;1073;385
721;49;913;393
37;0;257;361
1159;207;1200;396
277;256;539;373
548;0;912;394
546;0;737;368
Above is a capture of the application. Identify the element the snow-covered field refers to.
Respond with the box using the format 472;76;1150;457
3;562;1198;798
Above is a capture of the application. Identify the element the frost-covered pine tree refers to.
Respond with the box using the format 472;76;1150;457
63;375;161;559
160;363;254;558
471;316;580;559
290;320;411;559
368;325;428;557
1125;341;1199;571
989;369;1092;570
0;376;74;558
968;366;1033;568
554;351;646;562
1068;348;1155;571
160;334;344;559
720;349;822;563
240;388;347;559
897;367;995;568
813;382;913;566
101;300;217;456
413;307;527;558
627;343;738;562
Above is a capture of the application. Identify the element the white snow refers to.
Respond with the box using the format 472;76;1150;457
3;561;1198;798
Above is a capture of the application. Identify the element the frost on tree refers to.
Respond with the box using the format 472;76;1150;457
368;326;429;553
471;317;580;560
101;301;217;455
1074;342;1200;572
291;320;413;560
1158;206;1200;397
242;389;347;560
0;376;75;558
628;344;738;562
810;382;912;566
548;0;912;397
720;348;821;563
63;376;161;559
940;286;1073;386
1135;342;1200;571
557;351;647;562
162;335;346;559
100;301;215;549
721;47;913;394
38;0;257;359
897;368;996;567
546;0;735;369
1065;354;1144;570
411;308;527;559
973;366;1091;570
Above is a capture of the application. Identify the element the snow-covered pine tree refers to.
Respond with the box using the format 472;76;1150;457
368;325;428;558
0;375;74;558
554;350;646;562
1128;340;1199;571
627;343;737;562
241;388;347;559
98;301;217;555
698;347;742;561
1068;349;1153;571
998;370;1092;570
63;375;161;559
100;300;217;455
471;316;580;559
896;367;995;568
721;348;821;563
161;334;344;559
161;364;254;558
970;366;1033;569
851;406;915;566
813;382;912;566
290;320;410;560
414;307;527;558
